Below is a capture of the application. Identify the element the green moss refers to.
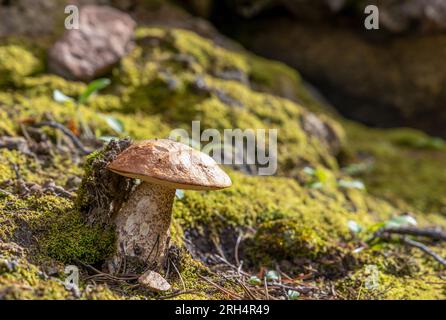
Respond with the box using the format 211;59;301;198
173;170;394;270
0;45;43;86
245;219;325;266
345;121;446;214
0;256;72;300
0;191;114;265
113;27;344;172
37;209;116;264
0;243;121;300
336;263;446;300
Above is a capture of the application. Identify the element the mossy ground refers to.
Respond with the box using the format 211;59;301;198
1;23;446;299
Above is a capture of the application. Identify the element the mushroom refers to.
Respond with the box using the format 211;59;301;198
106;139;231;272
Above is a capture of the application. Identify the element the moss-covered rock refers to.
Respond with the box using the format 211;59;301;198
0;45;43;86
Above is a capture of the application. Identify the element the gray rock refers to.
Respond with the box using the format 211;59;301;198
0;136;32;156
301;112;341;154
48;5;136;81
138;270;171;292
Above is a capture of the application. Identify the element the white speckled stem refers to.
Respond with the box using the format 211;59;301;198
110;182;175;273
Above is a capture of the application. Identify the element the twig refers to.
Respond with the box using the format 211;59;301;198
10;162;22;182
146;235;160;264
75;259;139;282
235;278;258;300
212;236;227;262
0;188;12;196
373;227;446;270
19;123;32;142
213;254;250;277
267;283;316;294
31;121;92;155
198;275;243;300
169;258;186;291
401;237;446;269
381;227;446;242
263;276;269;300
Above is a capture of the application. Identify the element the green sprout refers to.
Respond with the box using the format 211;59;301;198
53;78;111;138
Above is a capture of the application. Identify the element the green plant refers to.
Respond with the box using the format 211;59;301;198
53;78;111;138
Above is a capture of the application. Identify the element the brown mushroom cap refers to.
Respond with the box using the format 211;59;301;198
106;139;232;190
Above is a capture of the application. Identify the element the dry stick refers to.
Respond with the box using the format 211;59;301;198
19;123;32;142
374;228;446;270
169;258;186;291
401;237;446;268
0;188;11;196
144;235;160;267
277;268;287;299
75;259;138;282
208;268;257;300
31;121;92;155
198;275;243;300
263;276;269;300
268;282;316;293
236;278;258;300
212;237;228;262
214;254;250;277
382;227;446;242
248;287;282;300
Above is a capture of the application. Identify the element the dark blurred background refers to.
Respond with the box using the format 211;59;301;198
2;0;446;137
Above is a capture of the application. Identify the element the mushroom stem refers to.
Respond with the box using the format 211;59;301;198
110;182;175;273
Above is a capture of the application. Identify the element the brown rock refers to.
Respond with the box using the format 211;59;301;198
138;270;171;292
48;5;136;81
301;112;341;155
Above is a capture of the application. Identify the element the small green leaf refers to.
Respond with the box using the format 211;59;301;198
78;78;111;104
287;290;300;300
248;276;262;286
347;220;363;234
53;89;74;103
265;270;279;282
338;179;365;190
175;189;185;199
342;162;373;176
99;136;118;142
385;215;417;228
101;115;125;134
367;222;386;234
308;181;323;189
303;167;315;176
314;168;330;184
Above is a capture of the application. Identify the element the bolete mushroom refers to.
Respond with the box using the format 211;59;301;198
106;139;231;272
